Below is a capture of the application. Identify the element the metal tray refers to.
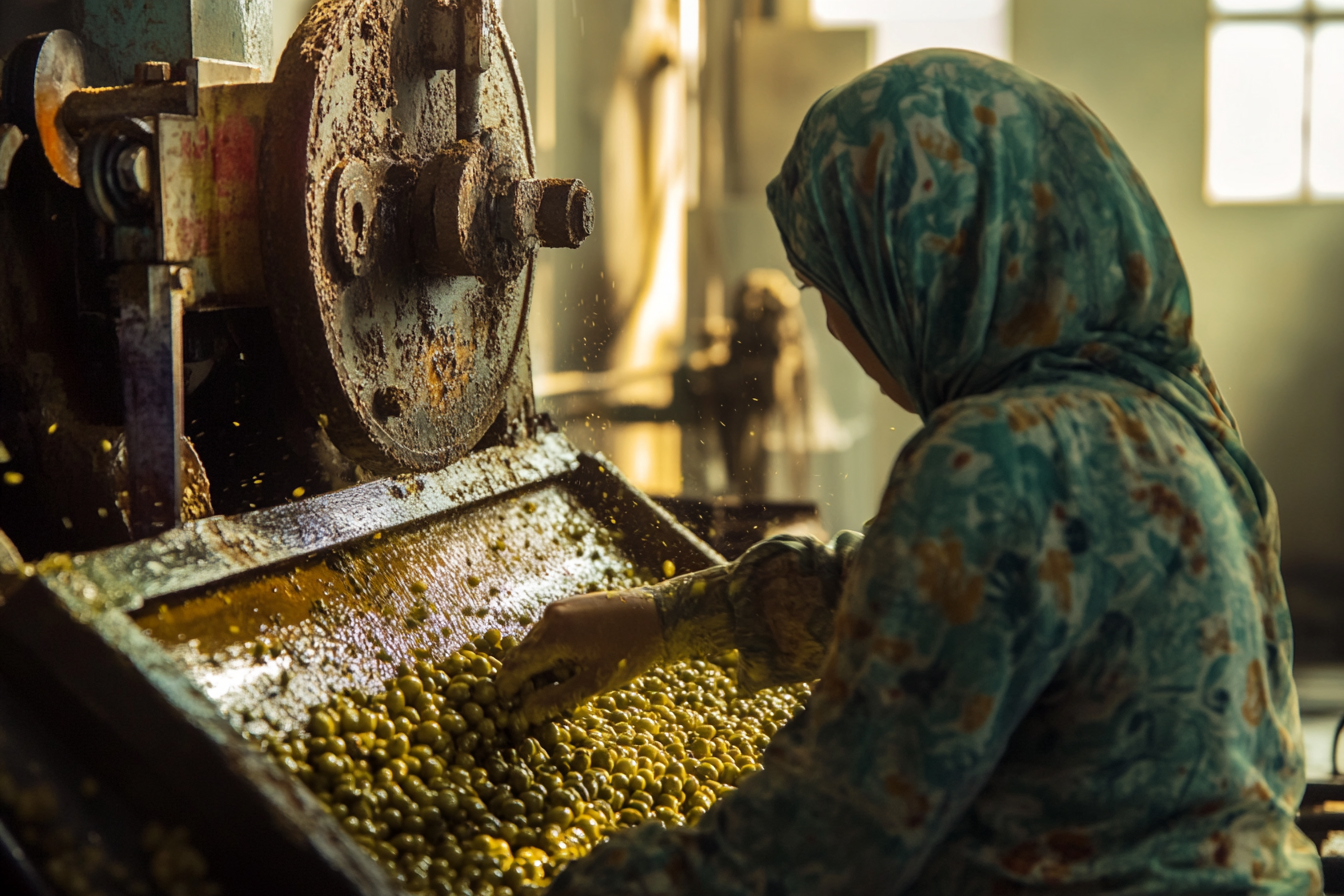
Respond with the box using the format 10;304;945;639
0;427;722;893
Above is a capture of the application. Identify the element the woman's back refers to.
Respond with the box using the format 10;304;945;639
896;378;1318;893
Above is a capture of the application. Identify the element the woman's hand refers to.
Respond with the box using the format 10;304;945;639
497;591;665;724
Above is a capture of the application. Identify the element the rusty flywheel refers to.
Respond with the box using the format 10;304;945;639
262;0;591;474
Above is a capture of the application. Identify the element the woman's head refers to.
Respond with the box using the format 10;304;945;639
766;50;1197;421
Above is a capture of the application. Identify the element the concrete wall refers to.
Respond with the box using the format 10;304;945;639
1015;0;1344;656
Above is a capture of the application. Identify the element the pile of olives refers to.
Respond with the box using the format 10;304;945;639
262;630;809;895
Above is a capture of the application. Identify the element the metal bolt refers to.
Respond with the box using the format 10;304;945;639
134;61;172;84
113;143;151;199
536;179;594;249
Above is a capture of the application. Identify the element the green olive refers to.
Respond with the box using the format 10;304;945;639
399;676;425;700
461;702;485;725
439;709;468;736
416;721;443;745
310;711;336;738
315;752;346;777
544;806;574;827
276;605;812;892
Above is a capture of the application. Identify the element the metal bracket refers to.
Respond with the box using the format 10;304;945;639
116;264;188;538
424;0;492;138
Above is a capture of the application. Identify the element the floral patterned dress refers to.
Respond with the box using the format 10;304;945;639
550;50;1322;895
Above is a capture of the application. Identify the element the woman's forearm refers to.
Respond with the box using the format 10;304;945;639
644;530;865;692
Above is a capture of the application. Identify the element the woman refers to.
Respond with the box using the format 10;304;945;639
497;50;1322;894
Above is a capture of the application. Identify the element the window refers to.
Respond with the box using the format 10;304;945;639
810;0;1011;64
1207;1;1344;203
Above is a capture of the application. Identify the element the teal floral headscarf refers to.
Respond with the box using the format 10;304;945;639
765;49;1272;534
546;51;1317;896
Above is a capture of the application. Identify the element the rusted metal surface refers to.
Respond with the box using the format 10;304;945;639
127;442;722;737
536;178;594;249
156;83;270;301
117;264;187;538
108;433;216;527
412;140;491;277
0;428;720;894
331;158;379;278
0;576;400;896
61;82;194;135
46;431;580;611
261;0;543;474
78;0;271;87
28;430;719;729
423;0;493;138
0;31;86;187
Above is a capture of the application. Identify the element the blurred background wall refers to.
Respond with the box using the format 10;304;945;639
495;0;1010;543
1015;0;1344;661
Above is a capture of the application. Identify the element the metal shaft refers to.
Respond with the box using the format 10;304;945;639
457;69;482;139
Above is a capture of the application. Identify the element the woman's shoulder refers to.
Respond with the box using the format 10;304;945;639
882;380;1207;519
921;379;1193;450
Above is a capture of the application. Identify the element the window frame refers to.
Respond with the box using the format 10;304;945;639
1205;0;1344;205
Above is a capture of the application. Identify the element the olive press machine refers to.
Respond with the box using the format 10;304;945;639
0;0;724;891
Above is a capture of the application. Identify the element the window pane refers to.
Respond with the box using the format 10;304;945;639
873;16;1010;62
811;0;1011;63
1314;0;1344;11
1207;21;1306;202
813;0;1006;21
1311;24;1344;197
1211;0;1306;13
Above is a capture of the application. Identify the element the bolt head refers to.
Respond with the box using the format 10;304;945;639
134;61;172;84
536;179;593;249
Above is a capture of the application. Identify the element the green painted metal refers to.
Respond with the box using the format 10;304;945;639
78;0;272;85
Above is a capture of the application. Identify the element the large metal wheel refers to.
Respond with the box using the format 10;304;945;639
261;0;537;473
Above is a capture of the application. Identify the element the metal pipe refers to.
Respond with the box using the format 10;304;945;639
60;82;193;135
